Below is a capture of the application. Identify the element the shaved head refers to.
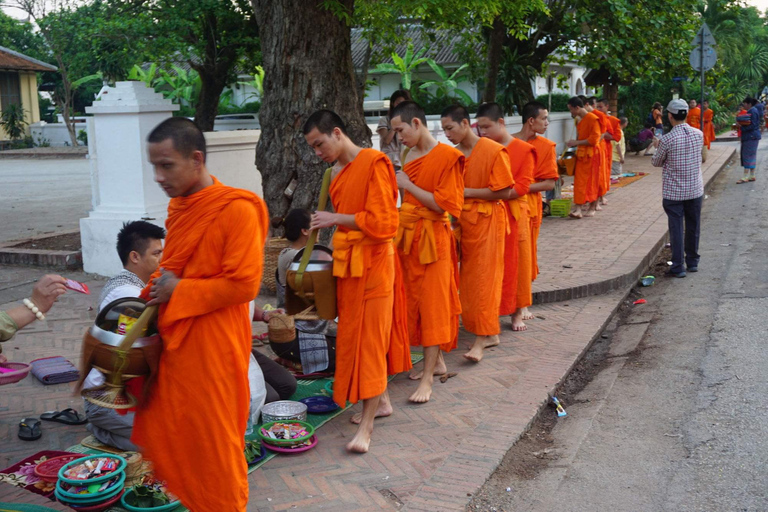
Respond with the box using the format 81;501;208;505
391;100;427;125
476;102;505;121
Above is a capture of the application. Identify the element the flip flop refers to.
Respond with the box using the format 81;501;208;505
748;177;756;182
19;418;42;441
737;178;748;184
40;408;87;425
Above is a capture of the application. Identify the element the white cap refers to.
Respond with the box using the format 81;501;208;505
667;99;688;115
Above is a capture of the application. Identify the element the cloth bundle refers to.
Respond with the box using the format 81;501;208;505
297;331;330;375
30;356;79;385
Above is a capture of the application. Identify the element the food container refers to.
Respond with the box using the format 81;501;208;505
261;400;308;423
34;454;82;483
55;471;125;503
58;455;127;486
120;488;182;512
258;421;315;447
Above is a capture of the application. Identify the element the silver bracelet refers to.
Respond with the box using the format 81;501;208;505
23;298;45;321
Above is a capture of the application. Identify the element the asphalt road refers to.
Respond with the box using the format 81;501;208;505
0;158;91;243
474;140;768;511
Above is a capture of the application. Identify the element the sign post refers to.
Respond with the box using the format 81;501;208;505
690;23;717;132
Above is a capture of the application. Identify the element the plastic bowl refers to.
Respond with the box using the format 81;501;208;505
67;489;124;512
120;488;182;511
34;454;82;483
58;455;127;486
323;379;333;394
56;471;125;500
261;400;307;423
55;477;124;505
258;420;315;447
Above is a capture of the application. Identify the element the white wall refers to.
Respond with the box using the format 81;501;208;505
204;130;262;196
30;117;90;147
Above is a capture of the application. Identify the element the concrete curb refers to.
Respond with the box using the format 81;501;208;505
532;147;736;306
0;229;83;270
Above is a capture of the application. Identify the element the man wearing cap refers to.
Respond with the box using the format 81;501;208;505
651;99;705;278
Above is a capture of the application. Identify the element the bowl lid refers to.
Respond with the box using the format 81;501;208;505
95;297;158;336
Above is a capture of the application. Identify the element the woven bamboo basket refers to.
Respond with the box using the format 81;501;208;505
263;237;290;293
267;306;319;343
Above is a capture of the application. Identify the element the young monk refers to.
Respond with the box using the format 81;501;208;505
588;97;610;208
702;100;715;149
303;110;411;452
513;101;558;320
687;99;702;130
475;102;537;332
136;117;268;511
566;97;602;219
391;101;464;401
440;104;512;362
595;98;622;205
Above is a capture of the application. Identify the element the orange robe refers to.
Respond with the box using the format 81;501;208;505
459;137;513;335
330;148;411;407
687;106;702;131
500;138;536;315
573;112;602;206
703;108;715;149
134;177;268;512
592;109;611;198
527;135;559;281
603;115;622;195
396;143;464;351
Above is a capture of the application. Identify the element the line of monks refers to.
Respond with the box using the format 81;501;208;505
686;99;716;149
302;100;559;454
565;96;623;219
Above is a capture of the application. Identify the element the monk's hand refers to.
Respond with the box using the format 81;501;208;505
147;268;180;306
566;139;578;148
396;171;412;190
310;211;336;230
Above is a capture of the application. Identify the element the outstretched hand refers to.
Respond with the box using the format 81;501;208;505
31;275;67;313
147;268;180;306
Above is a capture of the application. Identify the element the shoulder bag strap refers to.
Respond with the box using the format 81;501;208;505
294;167;332;299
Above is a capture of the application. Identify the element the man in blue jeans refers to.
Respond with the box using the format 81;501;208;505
651;99;705;278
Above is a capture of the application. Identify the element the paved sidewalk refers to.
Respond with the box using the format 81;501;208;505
0;145;735;510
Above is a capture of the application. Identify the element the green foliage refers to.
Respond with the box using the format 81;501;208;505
535;93;571;112
0;11;47;60
218;101;262;115
238;66;265;99
419;61;473;105
0;104;29;141
373;43;429;90
154;66;202;106
77;129;88;146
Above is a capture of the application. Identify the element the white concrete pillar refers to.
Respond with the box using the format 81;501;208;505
80;81;178;276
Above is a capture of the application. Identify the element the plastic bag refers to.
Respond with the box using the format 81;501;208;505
246;353;267;435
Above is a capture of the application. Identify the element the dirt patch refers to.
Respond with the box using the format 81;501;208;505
11;232;81;252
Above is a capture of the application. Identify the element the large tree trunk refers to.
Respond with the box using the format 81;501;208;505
483;17;505;103
253;0;370;224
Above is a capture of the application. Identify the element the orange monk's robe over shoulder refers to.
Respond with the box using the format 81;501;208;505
499;138;536;315
573;112;602;206
134;178;268;512
592;109;611;197
703;108;715;149
602;115;622;195
396;143;464;351
459;137;513;336
687;106;702;130
527;135;559;281
330;149;410;408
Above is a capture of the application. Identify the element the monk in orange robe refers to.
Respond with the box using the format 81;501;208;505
135;117;268;511
687;99;702;131
702;100;715;149
303;110;411;452
476;102;536;332
588;97;610;208
390;101;464;402
440;104;512;362
566;96;602;219
596;98;622;206
513;101;558;322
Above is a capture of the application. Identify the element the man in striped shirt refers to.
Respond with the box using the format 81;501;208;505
651;99;705;278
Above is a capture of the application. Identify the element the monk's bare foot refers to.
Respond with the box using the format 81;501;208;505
569;210;583;219
408;380;433;403
409;356;447;380
595;204;603;211
584;208;596;217
346;424;373;453
511;310;527;331
521;307;534;320
600;196;608;205
463;335;500;363
350;401;393;425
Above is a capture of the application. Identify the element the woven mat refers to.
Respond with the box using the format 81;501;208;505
63;352;424;512
0;503;62;512
611;173;647;188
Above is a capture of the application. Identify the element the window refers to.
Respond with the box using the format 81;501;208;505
0;72;22;111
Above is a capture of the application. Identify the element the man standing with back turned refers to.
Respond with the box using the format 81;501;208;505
651;99;705;278
135;117;268;511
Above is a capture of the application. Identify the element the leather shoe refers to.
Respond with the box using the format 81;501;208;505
665;270;687;278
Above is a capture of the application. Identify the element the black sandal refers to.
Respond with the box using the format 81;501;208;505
40;408;88;425
18;418;42;441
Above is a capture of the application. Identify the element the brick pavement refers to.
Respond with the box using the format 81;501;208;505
0;145;735;510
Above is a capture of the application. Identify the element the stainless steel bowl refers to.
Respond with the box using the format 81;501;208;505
261;400;308;423
287;245;333;274
91;297;161;348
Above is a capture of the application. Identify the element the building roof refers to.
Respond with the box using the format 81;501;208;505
0;46;57;73
351;26;481;70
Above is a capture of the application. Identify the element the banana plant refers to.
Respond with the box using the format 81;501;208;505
128;63;159;88
373;43;429;91
419;60;473;105
154;65;201;107
238;65;265;99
